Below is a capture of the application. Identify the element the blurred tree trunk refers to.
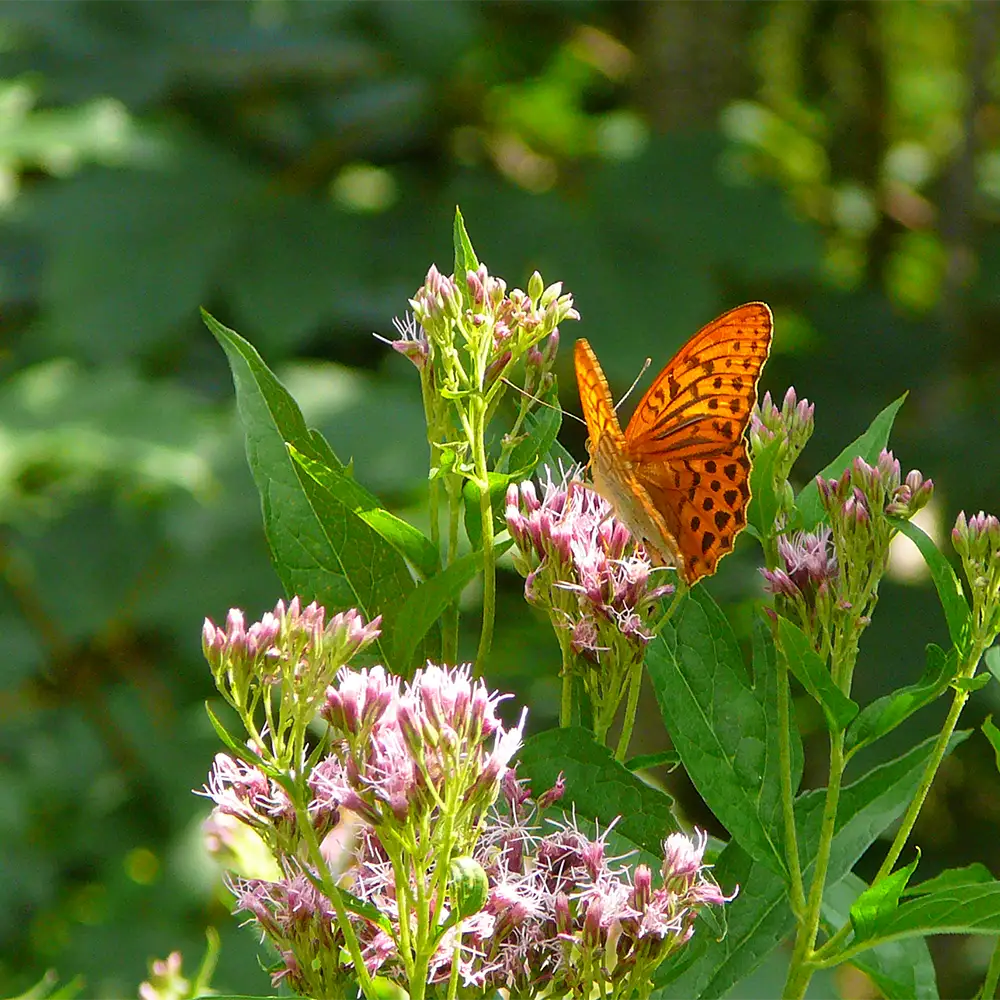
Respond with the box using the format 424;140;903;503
635;0;754;132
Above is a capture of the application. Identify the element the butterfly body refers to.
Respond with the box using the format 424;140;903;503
574;303;773;584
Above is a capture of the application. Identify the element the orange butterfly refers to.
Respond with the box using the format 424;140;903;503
574;302;773;584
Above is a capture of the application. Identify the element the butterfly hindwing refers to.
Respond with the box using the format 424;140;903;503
635;445;752;581
573;303;771;585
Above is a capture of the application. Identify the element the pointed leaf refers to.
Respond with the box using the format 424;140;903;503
795;394;907;530
290;446;439;580
747;435;785;539
823;874;939;1000
983;716;1000;773
386;546;512;675
776;616;858;731
986;646;1000;684
204;310;413;670
657;730;968;998
503;381;563;478
453;206;479;288
517;727;678;857
889;517;971;652
850;852;920;943
861;881;1000;945
647;589;787;875
846;644;955;756
906;863;994;896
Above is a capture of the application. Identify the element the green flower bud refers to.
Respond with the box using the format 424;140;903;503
449;855;489;918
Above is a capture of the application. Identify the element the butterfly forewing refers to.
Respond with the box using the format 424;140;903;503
573;302;773;585
624;303;772;458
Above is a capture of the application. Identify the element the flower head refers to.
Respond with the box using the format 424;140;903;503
953;510;1000;645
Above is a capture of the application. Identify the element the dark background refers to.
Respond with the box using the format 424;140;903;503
1;2;999;997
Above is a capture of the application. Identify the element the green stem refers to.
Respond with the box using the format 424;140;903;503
776;645;806;917
441;476;463;664
982;935;1000;999
876;684;968;878
782;729;846;1000
615;657;644;762
814;639;987;968
292;795;376;1000
468;395;498;677
554;621;576;727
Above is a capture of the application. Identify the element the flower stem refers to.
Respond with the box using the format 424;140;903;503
555;622;575;727
615;657;644;762
776;646;805;917
782;729;846;1000
292;794;376;1000
471;397;496;676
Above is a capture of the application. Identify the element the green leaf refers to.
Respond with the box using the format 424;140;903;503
823;874;939;1000
289;445;439;580
646;589;788;875
776;616;859;732
657;730;969;998
517;727;678;856
204;310;414;671
986;646;1000;683
747;435;785;540
888;517;971;652
463;473;513;549
860;881;1000;945
625;751;680;772
503;380;563;478
953;672;993;694
983;716;1000;773
850;852;920;943
906;863;994;896
385;547;508;675
453;206;479;289
846;644;955;756
204;704;274;775
795;393;907;530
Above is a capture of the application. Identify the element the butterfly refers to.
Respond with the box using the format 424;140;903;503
574;302;773;584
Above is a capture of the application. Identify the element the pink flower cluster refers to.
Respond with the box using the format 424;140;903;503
505;471;674;658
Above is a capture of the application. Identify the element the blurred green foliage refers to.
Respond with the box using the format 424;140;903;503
1;2;1000;997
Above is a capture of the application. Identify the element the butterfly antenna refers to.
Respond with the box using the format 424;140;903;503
500;377;587;426
615;357;652;412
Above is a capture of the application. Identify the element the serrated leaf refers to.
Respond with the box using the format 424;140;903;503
776;616;859;732
823;873;939;1000
647;589;787;875
795;394;907;530
860;881;1000;946
889;517;971;652
656;731;968;998
517;727;678;856
850;852;920;943
747;435;785;539
906;863;994;896
289;445;439;581
204;310;414;671
846;644;955;756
